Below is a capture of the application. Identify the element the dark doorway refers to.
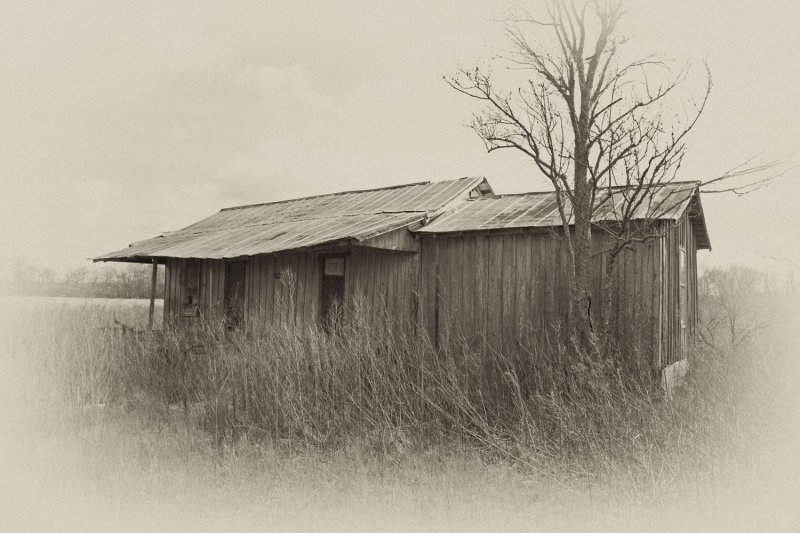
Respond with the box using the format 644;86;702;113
320;256;346;328
224;260;247;329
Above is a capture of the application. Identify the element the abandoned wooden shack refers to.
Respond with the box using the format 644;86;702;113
96;176;710;375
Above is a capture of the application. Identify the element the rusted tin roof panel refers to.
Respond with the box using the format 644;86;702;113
416;181;710;249
177;177;486;234
597;182;696;221
96;212;423;260
96;177;489;261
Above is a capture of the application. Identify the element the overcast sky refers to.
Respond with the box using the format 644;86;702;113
2;0;798;276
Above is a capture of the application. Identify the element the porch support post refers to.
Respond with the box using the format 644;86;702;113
148;258;158;331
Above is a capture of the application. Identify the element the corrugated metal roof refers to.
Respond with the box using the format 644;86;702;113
96;177;488;261
416;181;711;249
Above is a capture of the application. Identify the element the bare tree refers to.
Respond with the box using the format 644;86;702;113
698;266;772;351
447;0;779;352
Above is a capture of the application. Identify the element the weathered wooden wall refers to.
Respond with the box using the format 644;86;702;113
417;229;663;371
346;247;419;328
660;212;698;367
163;219;698;373
163;247;419;331
164;258;226;323
590;232;663;370
418;232;569;354
251;252;319;330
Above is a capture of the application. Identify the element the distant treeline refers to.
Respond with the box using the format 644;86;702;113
1;260;165;299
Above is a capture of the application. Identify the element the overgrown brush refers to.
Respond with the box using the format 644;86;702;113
5;295;791;493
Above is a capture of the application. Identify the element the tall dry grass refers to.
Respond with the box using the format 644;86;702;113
3;292;794;498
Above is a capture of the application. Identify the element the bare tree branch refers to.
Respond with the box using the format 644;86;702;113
446;0;785;351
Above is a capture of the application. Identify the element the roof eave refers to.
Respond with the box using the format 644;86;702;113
689;188;712;250
93;255;166;264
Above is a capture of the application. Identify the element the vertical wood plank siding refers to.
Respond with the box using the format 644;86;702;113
164;258;226;326
161;221;698;372
660;213;698;366
418;230;665;371
164;247;419;333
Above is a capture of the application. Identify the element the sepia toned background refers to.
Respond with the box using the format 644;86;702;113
1;0;798;277
1;3;799;532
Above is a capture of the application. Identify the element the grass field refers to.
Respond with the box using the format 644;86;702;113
0;295;798;532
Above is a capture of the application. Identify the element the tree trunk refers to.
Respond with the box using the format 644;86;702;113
572;210;593;352
571;144;594;354
599;250;621;350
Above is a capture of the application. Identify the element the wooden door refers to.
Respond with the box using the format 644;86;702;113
224;260;247;329
320;256;346;328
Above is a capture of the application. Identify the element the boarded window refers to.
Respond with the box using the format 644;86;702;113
183;260;200;317
324;257;345;276
321;256;346;328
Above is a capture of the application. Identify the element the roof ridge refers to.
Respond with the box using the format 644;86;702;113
468;181;701;200
473;191;552;199
597;180;700;190
415;181;707;242
220;177;482;212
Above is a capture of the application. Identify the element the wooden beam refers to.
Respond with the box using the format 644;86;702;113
148;258;158;331
356;228;420;253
